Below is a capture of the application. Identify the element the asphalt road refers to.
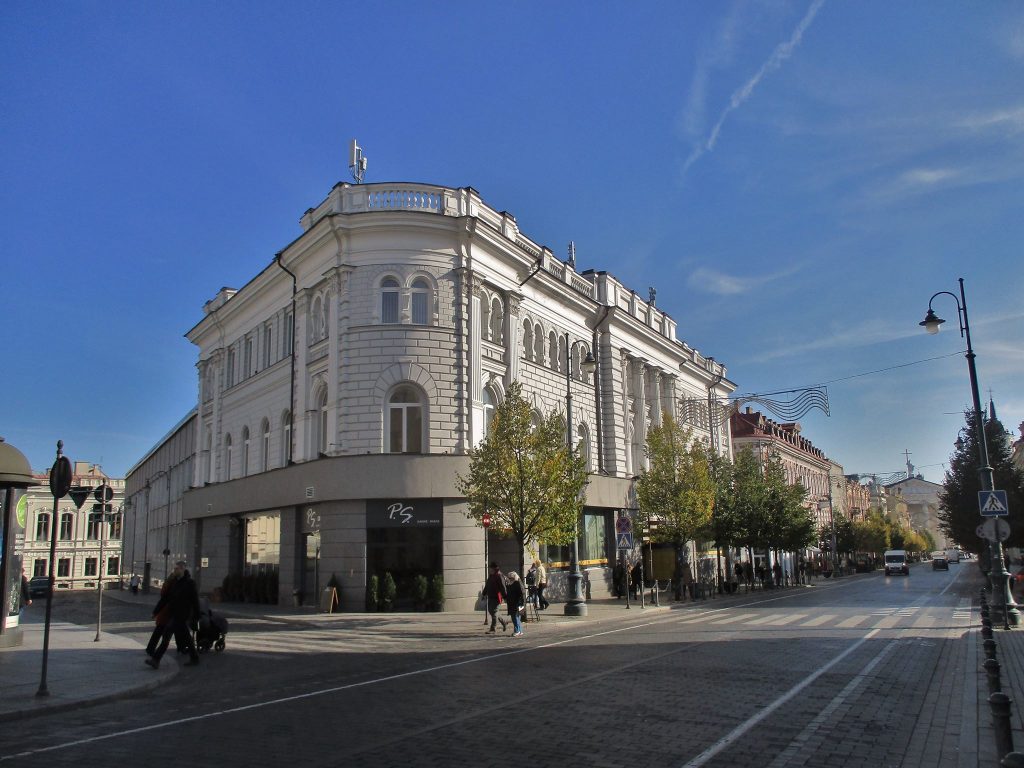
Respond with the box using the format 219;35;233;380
0;563;975;767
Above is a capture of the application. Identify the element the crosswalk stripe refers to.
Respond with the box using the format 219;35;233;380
875;614;902;629
800;614;838;627
763;614;809;626
708;614;753;625
748;613;789;626
836;615;870;628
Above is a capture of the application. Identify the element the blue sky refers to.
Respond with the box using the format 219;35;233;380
3;1;1022;485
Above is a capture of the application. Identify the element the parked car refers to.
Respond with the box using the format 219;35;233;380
28;575;51;598
931;551;949;571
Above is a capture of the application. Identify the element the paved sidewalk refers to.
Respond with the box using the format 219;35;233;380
0;618;176;721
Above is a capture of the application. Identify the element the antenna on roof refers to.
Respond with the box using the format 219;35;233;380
567;241;576;269
349;139;367;184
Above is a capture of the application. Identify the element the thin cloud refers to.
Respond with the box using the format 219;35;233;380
687;265;799;296
682;0;826;176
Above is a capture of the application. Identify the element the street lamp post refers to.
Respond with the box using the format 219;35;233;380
920;277;1019;627
564;331;597;618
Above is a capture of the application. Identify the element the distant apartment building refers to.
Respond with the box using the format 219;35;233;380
730;408;831;531
842;476;872;522
885;476;945;549
128;180;736;610
20;462;124;591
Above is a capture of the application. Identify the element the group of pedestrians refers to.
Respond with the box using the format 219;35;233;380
144;560;201;669
482;559;549;638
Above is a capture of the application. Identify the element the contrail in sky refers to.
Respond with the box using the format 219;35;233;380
683;0;826;175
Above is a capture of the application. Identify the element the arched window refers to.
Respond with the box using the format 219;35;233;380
522;320;534;361
549;332;560;371
489;296;503;344
411;278;430;325
242;427;250;477
204;432;213;484
316;389;329;455
310;296;323;342
534;324;544;364
531;410;544;431
224;434;233;481
35;512;50;542
481;297;492;341
261;419;271;472
482;387;497;435
281;411;292;465
381;277;400;324
387;385;425;454
60;512;73;540
578;423;592;472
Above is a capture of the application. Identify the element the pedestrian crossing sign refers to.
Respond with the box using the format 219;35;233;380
616;533;634;550
979;490;1009;517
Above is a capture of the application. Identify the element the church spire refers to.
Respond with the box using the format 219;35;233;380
989;389;998;421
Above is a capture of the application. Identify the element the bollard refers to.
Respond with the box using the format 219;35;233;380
985;638;999;661
990;692;1015;759
985;658;1003;695
983;605;992;620
1001;752;1024;767
983;624;994;640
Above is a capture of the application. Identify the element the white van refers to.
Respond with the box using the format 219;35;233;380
945;548;961;564
884;549;909;576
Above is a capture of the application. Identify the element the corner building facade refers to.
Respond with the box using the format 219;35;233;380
183;182;735;610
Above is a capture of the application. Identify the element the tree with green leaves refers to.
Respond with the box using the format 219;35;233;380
939;407;1024;551
731;446;770;556
853;511;890;555
457;381;587;577
635;415;716;582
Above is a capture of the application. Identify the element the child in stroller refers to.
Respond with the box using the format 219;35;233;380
195;599;229;653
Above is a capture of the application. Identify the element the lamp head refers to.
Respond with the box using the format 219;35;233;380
581;351;597;374
919;309;944;335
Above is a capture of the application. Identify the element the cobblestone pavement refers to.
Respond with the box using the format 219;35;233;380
0;562;1002;767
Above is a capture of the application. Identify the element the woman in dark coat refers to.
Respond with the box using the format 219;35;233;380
505;571;525;637
483;562;508;634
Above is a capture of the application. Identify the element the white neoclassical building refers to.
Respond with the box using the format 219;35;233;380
173;181;735;610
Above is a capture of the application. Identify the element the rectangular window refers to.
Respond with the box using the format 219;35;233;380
87;512;101;540
388;406;404;453
406;407;422;453
263;326;273;367
244;338;252;376
60;514;73;540
382;291;399;324
411;292;427;325
284;311;294;355
226;348;236;387
34;559;47;577
35;515;49;542
84;558;98;577
57;558;71;577
107;556;119;576
580;511;610;565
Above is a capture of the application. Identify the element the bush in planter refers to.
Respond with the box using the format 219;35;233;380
366;575;379;612
412;574;429;610
379;571;397;612
428;574;445;612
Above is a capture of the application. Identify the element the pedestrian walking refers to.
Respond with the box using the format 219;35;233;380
505;571;526;637
772;562;782;588
145;561;200;669
483;562;508;634
146;569;179;657
631;560;643;599
534;559;549;609
130;574;141;595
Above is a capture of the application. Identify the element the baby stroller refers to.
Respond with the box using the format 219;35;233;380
195;603;229;653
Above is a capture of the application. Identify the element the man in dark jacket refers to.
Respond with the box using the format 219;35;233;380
482;562;508;634
145;561;200;669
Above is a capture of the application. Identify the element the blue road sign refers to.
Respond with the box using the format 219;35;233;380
616;532;634;550
979;490;1009;517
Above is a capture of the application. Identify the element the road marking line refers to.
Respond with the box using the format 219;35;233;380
680;629;882;768
764;614;809;626
747;613;789;625
836;615;869;628
875;614;902;629
708;614;753;625
799;614;837;627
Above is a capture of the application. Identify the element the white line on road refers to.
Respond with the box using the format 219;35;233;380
680;629;882;768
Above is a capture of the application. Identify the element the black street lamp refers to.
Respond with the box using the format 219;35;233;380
564;331;597;617
920;277;1019;627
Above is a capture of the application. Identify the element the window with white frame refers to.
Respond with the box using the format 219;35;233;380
57;558;70;577
387;385;424;453
522;320;534;360
262;419;270;472
534;324;544;363
87;511;102;540
489;296;503;343
284;310;294;355
578;423;591;471
225;434;233;481
381;277;400;324
35;512;50;542
281;411;292;465
263;325;273;367
84;557;98;577
244;336;254;377
34;559;47;577
226;347;236;387
549;332;559;371
107;556;119;576
483;387;497;435
60;512;73;540
242;427;250;476
411;278;430;325
316;389;329;455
